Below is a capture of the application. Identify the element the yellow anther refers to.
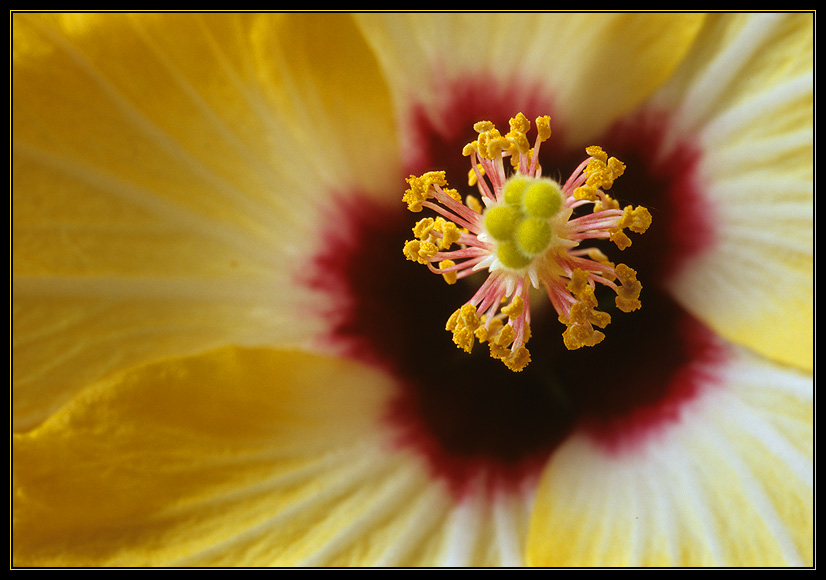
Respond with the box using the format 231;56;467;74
585;145;608;164
473;120;495;133
614;264;642;312
597;172;618;191
422;171;448;189
403;171;447;212
610;230;632;250
504;346;530;372
489;342;509;361
593;195;620;212
584;150;625;192
573;185;599;201
585;247;614;266
418;241;439;260
402;189;426;212
524;324;533;346
439;220;462;249
403;239;438;264
439;259;458;285
563;269;611;350
507;131;531;154
486;321;530;372
459;303;481;331
610;206;652;250
445;308;460;331
535;116;551;141
443;187;462;202
509;112;530;134
486;134;511;159
608;156;626;180
501;295;524;319
453;327;476;353
462;142;478;157
493;324;515;348
582;154;616;186
562;316;606;350
618;205;653;234
468;163;485;186
489;324;516;360
476;127;505;160
447;304;482;353
465;195;483;214
506;113;531;153
403;240;420;262
476;316;503;342
413;217;436;240
585;166;613;190
567;269;596;307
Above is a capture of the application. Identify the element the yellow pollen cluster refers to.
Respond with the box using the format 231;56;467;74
445;304;481;353
404;214;466;284
400;113;651;372
614;263;643;312
403;171;460;212
445;300;531;372
464;112;551;170
573;146;626;204
610;205;653;250
559;262;644;350
561;269;611;350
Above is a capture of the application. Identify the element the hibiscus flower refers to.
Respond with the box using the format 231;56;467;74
12;12;813;567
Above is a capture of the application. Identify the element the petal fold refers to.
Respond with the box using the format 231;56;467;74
13;348;394;566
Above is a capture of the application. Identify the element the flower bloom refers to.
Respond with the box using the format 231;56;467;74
12;12;812;567
402;114;651;370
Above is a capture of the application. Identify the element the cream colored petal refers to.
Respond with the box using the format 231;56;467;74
355;12;705;146
12;13;397;429
526;345;812;567
647;13;813;371
13;347;534;567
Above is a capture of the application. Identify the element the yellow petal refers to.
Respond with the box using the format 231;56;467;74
355;13;706;145
12;13;396;429
526;346;812;566
13;347;534;567
12;348;385;566
651;13;813;371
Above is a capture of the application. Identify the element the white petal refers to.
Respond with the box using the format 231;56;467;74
527;343;812;566
648;13;813;370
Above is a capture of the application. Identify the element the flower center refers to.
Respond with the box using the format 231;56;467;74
401;114;652;371
306;87;722;500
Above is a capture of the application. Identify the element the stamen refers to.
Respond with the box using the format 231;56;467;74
402;114;651;371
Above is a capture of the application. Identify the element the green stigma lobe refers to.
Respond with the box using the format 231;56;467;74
516;217;552;256
484;176;564;270
522;180;563;219
484;205;522;241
